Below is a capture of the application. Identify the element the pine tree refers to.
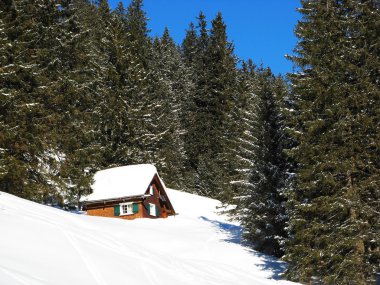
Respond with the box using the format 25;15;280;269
179;22;200;192
88;0;153;170
120;0;157;165
181;12;239;200
148;28;190;189
182;22;198;66
181;12;209;187
284;0;380;283
234;64;289;257
188;12;220;198
42;0;104;206
90;0;135;167
206;12;240;201
0;0;60;202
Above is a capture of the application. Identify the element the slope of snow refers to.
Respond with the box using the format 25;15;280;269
0;189;298;285
84;164;158;201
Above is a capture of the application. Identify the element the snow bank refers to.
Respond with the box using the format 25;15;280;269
0;189;297;285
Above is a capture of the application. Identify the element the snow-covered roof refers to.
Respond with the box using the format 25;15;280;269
84;164;159;202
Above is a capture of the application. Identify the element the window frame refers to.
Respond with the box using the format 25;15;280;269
120;202;134;216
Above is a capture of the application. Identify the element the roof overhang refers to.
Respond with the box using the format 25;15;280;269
83;194;151;207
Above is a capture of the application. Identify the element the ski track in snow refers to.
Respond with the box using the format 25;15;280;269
0;264;45;285
0;190;298;285
60;230;108;285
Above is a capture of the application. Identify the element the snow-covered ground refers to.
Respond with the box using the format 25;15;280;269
0;189;298;285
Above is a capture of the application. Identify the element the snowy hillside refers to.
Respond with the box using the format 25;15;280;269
0;189;298;285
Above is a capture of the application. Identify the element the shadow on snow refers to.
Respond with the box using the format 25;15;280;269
199;216;287;281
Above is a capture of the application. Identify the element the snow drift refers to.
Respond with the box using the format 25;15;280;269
0;189;297;285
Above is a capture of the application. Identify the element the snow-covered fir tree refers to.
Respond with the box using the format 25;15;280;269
50;0;103;206
284;0;380;283
91;0;136;167
0;0;61;202
233;63;289;257
181;12;239;200
149;28;190;190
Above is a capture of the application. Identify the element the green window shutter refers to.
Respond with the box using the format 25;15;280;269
114;205;120;216
133;203;138;214
147;204;150;215
156;206;160;217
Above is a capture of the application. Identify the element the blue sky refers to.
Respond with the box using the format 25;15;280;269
109;0;301;75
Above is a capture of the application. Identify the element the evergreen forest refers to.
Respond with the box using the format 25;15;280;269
0;0;379;283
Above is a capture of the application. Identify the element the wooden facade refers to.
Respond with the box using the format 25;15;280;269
83;174;175;220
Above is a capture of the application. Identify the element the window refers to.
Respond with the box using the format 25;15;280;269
121;203;133;215
118;202;138;215
149;203;156;217
149;185;154;195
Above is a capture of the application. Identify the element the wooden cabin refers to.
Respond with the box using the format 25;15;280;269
82;164;175;220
